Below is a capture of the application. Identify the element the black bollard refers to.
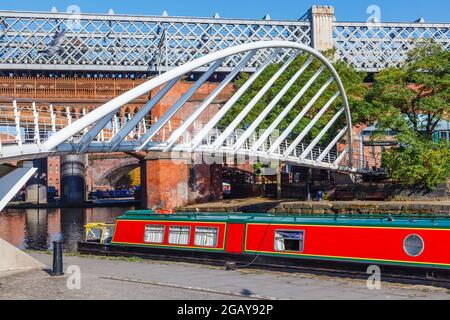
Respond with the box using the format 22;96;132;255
52;240;64;276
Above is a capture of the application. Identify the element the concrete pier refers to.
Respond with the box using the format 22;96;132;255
24;159;48;204
60;155;87;203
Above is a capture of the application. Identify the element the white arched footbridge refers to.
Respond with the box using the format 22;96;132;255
0;41;359;209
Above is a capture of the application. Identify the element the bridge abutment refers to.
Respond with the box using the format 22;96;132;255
60;155;87;203
140;152;223;209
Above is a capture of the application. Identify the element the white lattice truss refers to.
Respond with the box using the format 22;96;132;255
334;22;450;72
0;10;448;72
0;41;357;172
0;11;310;73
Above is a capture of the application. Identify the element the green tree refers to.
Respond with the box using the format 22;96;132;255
383;139;450;189
367;41;449;139
366;41;450;189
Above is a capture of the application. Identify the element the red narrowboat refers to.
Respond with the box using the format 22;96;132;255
79;210;450;274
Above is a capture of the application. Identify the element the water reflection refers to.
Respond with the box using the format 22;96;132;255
25;209;48;251
0;207;132;252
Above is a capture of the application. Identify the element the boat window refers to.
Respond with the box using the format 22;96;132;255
274;230;304;252
194;227;218;247
144;225;165;244
403;234;424;257
168;226;190;245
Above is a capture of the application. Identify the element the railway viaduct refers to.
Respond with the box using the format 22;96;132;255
0;5;448;208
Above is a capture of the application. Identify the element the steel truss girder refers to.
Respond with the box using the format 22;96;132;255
0;11;448;73
0;11;311;72
333;22;450;72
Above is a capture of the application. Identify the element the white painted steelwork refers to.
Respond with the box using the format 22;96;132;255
0;41;358;173
0;10;448;72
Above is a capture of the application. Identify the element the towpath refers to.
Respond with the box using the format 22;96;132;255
0;252;449;300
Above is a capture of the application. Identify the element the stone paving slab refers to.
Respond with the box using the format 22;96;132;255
0;252;449;300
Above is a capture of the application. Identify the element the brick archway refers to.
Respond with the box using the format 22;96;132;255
86;155;140;191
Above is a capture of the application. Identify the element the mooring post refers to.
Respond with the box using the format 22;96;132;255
52;240;64;276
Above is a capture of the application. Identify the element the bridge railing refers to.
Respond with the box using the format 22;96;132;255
0;102;68;145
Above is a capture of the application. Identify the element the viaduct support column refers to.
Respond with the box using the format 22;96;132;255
24;159;48;204
60;155;87;203
140;152;223;209
141;152;190;209
308;5;335;51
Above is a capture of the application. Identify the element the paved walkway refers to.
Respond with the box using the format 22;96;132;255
0;253;449;300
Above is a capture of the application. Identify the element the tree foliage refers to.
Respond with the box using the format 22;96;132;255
366;41;450;139
366;41;450;189
383;138;450;189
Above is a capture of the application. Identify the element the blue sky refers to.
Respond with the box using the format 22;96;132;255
0;0;449;23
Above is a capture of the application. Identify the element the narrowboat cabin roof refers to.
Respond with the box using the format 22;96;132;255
118;210;450;229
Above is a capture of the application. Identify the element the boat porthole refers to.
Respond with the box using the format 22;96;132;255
403;234;424;257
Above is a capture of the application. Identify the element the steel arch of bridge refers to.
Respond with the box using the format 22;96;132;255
0;41;355;172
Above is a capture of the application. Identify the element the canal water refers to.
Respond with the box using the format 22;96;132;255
0;206;134;252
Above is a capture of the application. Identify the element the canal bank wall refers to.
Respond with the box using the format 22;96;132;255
5;199;139;210
179;198;450;215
